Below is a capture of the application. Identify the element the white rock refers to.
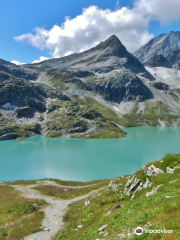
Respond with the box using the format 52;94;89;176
147;165;164;177
99;224;108;232
174;166;180;169
166;167;174;174
146;184;162;197
165;196;174;198
153;167;164;175
169;179;178;184
85;200;90;207
43;228;49;231
143;178;152;189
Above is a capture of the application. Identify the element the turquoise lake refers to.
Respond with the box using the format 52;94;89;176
1;127;180;182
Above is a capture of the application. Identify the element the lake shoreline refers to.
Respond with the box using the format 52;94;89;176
1;127;180;182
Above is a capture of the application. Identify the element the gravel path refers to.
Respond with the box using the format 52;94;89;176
37;180;100;188
11;183;106;240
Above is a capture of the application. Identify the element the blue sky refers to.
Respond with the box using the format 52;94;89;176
1;0;180;64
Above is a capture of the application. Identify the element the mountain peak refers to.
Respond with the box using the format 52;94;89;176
134;31;180;62
95;35;127;57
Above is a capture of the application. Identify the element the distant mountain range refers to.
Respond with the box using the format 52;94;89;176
134;31;180;62
1;32;180;140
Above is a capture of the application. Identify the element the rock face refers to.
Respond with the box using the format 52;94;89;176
144;54;172;68
151;82;169;91
73;71;153;103
134;31;180;62
166;50;180;69
0;78;69;112
0;58;38;80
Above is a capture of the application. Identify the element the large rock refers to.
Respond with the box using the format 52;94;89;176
108;181;119;193
147;165;164;177
152;82;169;91
166;167;174;174
143;178;152;189
146;184;162;197
15;106;32;117
124;176;140;196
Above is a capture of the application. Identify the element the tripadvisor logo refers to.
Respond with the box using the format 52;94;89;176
135;226;143;235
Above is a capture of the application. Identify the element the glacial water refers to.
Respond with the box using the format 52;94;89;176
1;127;180;182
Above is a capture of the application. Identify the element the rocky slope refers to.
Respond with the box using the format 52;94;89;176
0;58;38;80
144;54;172;68
134;31;180;62
1;34;180;140
166;50;180;69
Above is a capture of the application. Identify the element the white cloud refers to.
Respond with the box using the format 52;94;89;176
134;0;180;25
32;56;49;64
14;0;180;59
11;60;25;65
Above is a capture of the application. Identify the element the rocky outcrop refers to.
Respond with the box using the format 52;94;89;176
73;71;153;104
144;54;172;68
166;50;180;69
124;176;143;197
106;204;121;216
146;184;162;197
0;123;41;141
15;106;33;117
108;181;120;193
0;58;38;80
0;132;20;140
152;82;169;91
146;165;164;177
0;78;69;111
166;167;174;174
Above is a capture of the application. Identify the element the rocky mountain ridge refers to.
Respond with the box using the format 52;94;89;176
32;35;152;79
134;31;180;63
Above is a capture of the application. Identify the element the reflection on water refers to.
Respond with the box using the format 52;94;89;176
0;127;180;181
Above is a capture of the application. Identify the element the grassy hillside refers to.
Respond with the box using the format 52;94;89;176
53;154;180;240
0;185;46;240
